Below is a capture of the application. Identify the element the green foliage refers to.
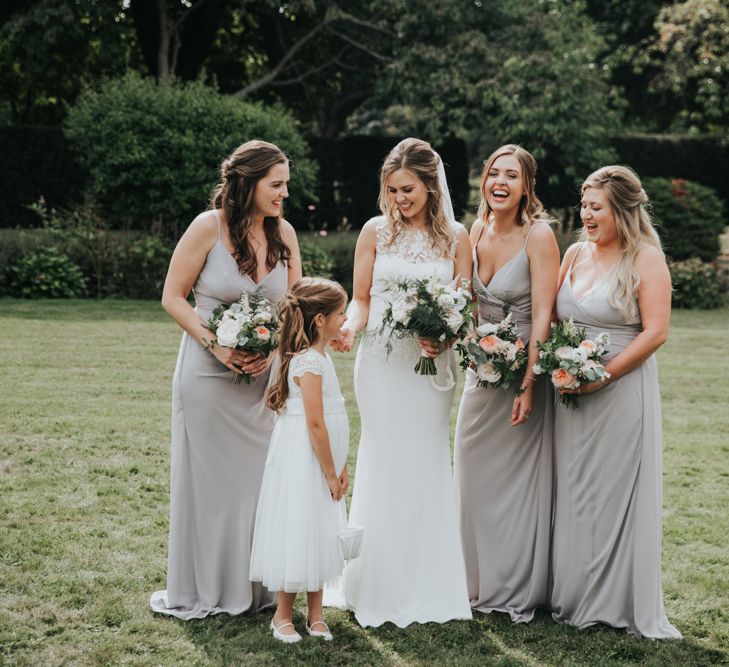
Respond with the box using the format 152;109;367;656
5;247;87;298
64;72;317;232
636;0;729;135
111;235;171;300
644;178;726;262
357;0;621;208
670;258;726;309
299;240;335;278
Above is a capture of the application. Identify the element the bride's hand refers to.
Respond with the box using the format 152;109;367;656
330;327;355;353
418;337;440;358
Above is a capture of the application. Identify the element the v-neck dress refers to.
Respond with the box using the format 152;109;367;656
550;243;681;638
454;222;553;622
150;212;288;619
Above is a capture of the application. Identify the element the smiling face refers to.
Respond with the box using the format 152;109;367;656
253;161;290;218
319;296;348;344
580;186;619;247
483;154;525;216
386;168;429;224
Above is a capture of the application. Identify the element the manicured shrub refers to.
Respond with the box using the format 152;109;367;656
644;177;726;262
670;258;725;309
300;241;335;279
64;72;317;233
5;247;87;298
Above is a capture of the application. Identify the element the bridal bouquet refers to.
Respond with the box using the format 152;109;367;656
456;311;528;391
206;293;279;384
379;276;473;376
533;318;610;408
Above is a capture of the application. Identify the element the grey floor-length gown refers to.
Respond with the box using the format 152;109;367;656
150;215;286;619
550;243;681;639
454;223;552;622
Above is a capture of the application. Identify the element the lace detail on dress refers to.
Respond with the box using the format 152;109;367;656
374;217;457;264
289;349;324;379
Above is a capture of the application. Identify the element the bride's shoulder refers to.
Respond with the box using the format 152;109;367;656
361;215;387;233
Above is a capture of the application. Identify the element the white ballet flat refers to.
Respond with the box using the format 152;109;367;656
270;620;301;643
306;619;333;641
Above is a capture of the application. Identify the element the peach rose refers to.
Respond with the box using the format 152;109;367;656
579;339;597;354
478;335;503;354
552;368;578;389
515;338;525;351
255;326;271;342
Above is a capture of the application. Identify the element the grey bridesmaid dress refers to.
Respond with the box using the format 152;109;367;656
454;223;553;622
150;214;286;619
550;243;681;639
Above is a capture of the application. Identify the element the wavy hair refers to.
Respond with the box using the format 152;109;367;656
377;137;454;257
210;139;291;278
266;277;347;412
477;144;551;228
579;165;663;321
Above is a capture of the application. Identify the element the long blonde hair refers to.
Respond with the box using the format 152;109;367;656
210;139;290;278
266;277;347;412
477;144;551;228
377;137;454;257
580;165;663;320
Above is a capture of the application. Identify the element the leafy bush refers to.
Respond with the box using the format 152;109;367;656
644;177;726;261
299;232;357;295
5;247;87;298
300;241;335;279
670;258;725;309
111;235;170;300
64;72;317;233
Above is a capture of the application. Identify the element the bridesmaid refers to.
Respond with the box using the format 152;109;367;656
150;140;302;619
454;145;559;622
550;165;681;638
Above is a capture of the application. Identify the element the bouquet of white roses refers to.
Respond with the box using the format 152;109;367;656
533;317;610;408
379;276;473;376
456;311;528;391
206;293;279;384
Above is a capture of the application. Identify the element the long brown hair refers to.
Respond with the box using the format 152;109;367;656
210;139;291;278
377;137;454;257
266;277;347;412
579;165;663;321
477;144;551;227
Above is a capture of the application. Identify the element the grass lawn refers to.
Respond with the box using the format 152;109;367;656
1;299;728;666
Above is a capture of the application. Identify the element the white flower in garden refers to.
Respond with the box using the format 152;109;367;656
216;318;241;347
476;362;502;384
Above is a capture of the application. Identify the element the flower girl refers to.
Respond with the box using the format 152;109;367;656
250;277;350;643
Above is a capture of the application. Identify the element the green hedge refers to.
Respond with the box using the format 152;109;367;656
670;258;726;309
0;126;86;228
64;73;317;234
644;177;726;262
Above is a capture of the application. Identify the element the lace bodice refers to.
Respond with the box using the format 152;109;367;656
366;216;462;333
287;348;343;400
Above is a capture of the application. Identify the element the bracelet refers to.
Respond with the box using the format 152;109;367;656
201;337;217;352
521;375;537;384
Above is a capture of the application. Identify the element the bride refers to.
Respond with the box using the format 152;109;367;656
329;137;472;627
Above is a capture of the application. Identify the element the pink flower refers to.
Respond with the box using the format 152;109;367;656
515;338;525;351
552;368;578;389
255;326;271;341
478;335;503;354
579;339;597;354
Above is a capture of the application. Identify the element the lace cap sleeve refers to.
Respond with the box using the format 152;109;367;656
290;349;324;379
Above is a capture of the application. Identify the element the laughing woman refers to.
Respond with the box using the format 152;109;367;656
150;140;301;619
454;145;559;622
550;165;681;639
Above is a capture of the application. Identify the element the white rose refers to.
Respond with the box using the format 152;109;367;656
533;363;544;375
502;341;517;361
446;309;464;333
555;346;577;361
573;346;588;362
216;319;241;347
391;297;413;325
476;322;499;336
437;292;456;308
476;362;502;384
255;310;273;323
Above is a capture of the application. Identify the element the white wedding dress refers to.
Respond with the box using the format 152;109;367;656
327;216;472;627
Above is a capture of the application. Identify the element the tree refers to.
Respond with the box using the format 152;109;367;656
636;0;729;135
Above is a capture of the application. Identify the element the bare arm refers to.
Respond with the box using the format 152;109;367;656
281;220;303;287
331;221;377;352
298;372;343;500
511;224;560;425
563;245;672;395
